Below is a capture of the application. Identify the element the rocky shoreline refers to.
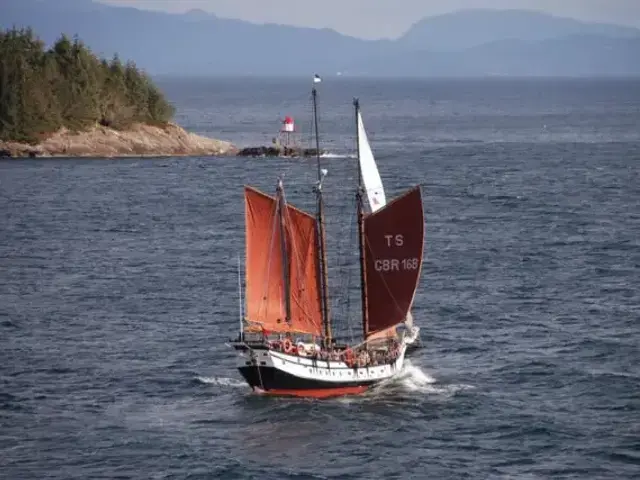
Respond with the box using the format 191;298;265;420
0;122;237;158
236;145;325;158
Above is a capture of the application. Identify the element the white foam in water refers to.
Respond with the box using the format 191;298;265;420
365;360;475;400
392;360;437;391
196;376;246;388
320;152;356;159
368;359;435;395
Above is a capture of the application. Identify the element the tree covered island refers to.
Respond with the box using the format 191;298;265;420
0;28;235;157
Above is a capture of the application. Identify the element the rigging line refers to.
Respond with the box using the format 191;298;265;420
307;89;315;150
331;193;355;333
287;296;320;335
347;197;360;334
344;195;358;344
335;194;359;335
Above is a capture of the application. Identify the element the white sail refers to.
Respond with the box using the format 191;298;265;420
357;111;386;212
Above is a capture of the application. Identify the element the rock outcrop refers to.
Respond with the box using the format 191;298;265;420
236;145;324;158
0;122;237;158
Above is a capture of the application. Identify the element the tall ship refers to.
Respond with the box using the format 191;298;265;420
229;83;425;398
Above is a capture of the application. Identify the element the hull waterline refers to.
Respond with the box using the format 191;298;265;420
232;340;407;398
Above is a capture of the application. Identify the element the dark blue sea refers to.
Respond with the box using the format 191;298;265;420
1;78;639;479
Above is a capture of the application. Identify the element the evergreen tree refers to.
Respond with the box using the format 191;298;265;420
0;28;176;143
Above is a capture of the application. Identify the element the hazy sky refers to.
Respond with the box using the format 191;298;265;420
100;0;640;39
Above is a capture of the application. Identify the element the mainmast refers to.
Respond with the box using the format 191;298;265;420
354;98;369;340
312;86;332;346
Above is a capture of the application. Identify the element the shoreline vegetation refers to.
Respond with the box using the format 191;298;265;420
0;28;236;158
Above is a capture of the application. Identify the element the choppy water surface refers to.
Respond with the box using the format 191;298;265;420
1;78;639;479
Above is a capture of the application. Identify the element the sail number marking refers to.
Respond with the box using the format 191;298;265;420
375;258;419;272
384;234;404;247
374;235;418;271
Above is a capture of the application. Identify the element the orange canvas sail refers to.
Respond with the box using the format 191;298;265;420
363;186;424;336
366;324;399;342
244;186;323;336
283;200;324;336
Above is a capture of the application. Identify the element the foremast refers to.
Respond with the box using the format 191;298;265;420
354;98;369;342
312;86;332;347
275;178;292;324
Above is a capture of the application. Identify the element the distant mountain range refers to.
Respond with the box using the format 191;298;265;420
1;0;639;76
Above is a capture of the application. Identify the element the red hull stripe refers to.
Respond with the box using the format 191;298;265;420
253;385;369;398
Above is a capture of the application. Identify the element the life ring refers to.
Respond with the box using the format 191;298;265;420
283;339;293;354
344;348;355;368
296;344;305;356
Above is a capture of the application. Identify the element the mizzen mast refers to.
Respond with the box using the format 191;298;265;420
312;85;332;347
354;98;369;341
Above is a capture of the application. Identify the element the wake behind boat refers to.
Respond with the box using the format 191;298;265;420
229;84;425;398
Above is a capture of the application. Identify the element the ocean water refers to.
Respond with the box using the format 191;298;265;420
1;77;639;479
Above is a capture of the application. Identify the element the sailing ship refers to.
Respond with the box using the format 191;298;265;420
229;85;425;398
354;104;422;354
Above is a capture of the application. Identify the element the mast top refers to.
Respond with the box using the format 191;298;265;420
311;79;323;186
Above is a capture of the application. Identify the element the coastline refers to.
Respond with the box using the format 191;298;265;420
0;122;237;159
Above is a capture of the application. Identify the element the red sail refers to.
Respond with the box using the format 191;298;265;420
282;200;324;336
363;186;424;336
245;186;286;331
244;186;323;336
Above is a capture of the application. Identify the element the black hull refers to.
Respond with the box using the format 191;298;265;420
238;365;378;395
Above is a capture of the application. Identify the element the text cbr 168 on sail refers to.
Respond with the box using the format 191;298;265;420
374;234;419;272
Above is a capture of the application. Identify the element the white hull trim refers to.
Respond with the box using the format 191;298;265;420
236;342;407;385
